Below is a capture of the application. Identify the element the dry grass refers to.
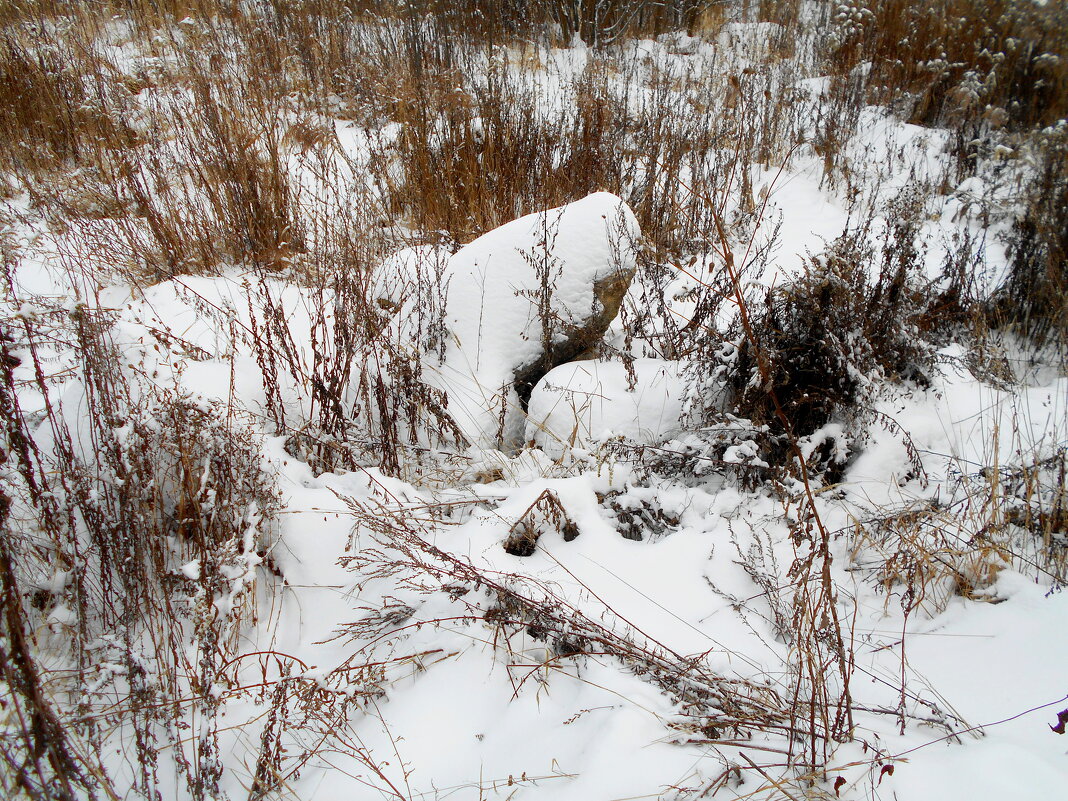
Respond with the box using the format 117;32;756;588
994;122;1068;348
1;247;281;797
0;0;815;275
828;0;1068;131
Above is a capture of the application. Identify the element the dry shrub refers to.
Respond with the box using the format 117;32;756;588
994;122;1068;348
359;0;714;47
993;450;1068;584
535;0;713;46
162;34;316;271
244;254;470;478
827;0;1068;130
784;500;854;767
813;0;1068;193
340;494;797;745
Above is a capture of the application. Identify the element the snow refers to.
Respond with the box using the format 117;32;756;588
849;572;1068;801
372;244;452;313
1;13;1066;801
526;358;687;458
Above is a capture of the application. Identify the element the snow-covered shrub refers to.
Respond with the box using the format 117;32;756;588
597;483;683;541
722;223;934;477
992;450;1068;584
0;300;279;800
501;488;580;556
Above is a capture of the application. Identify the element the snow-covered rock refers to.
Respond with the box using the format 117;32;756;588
525;358;686;459
393;192;641;449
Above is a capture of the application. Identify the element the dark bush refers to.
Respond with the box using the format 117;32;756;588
729;225;933;464
995;123;1068;347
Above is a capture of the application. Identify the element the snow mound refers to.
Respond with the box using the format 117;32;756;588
371;243;451;315
525;358;685;458
110;274;317;415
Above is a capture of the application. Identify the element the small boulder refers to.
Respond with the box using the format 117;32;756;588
525;358;686;459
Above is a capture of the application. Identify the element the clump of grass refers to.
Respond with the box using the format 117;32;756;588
851;438;1068;620
852;503;1013;618
374;28;810;263
0;27;133;177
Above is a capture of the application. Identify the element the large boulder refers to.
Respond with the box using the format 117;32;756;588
390;192;641;449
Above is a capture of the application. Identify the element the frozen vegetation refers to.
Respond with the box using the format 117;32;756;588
0;2;1065;800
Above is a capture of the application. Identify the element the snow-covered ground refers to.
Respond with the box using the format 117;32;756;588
1;11;1066;801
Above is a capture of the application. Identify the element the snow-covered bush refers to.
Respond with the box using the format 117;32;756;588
713;222;933;478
